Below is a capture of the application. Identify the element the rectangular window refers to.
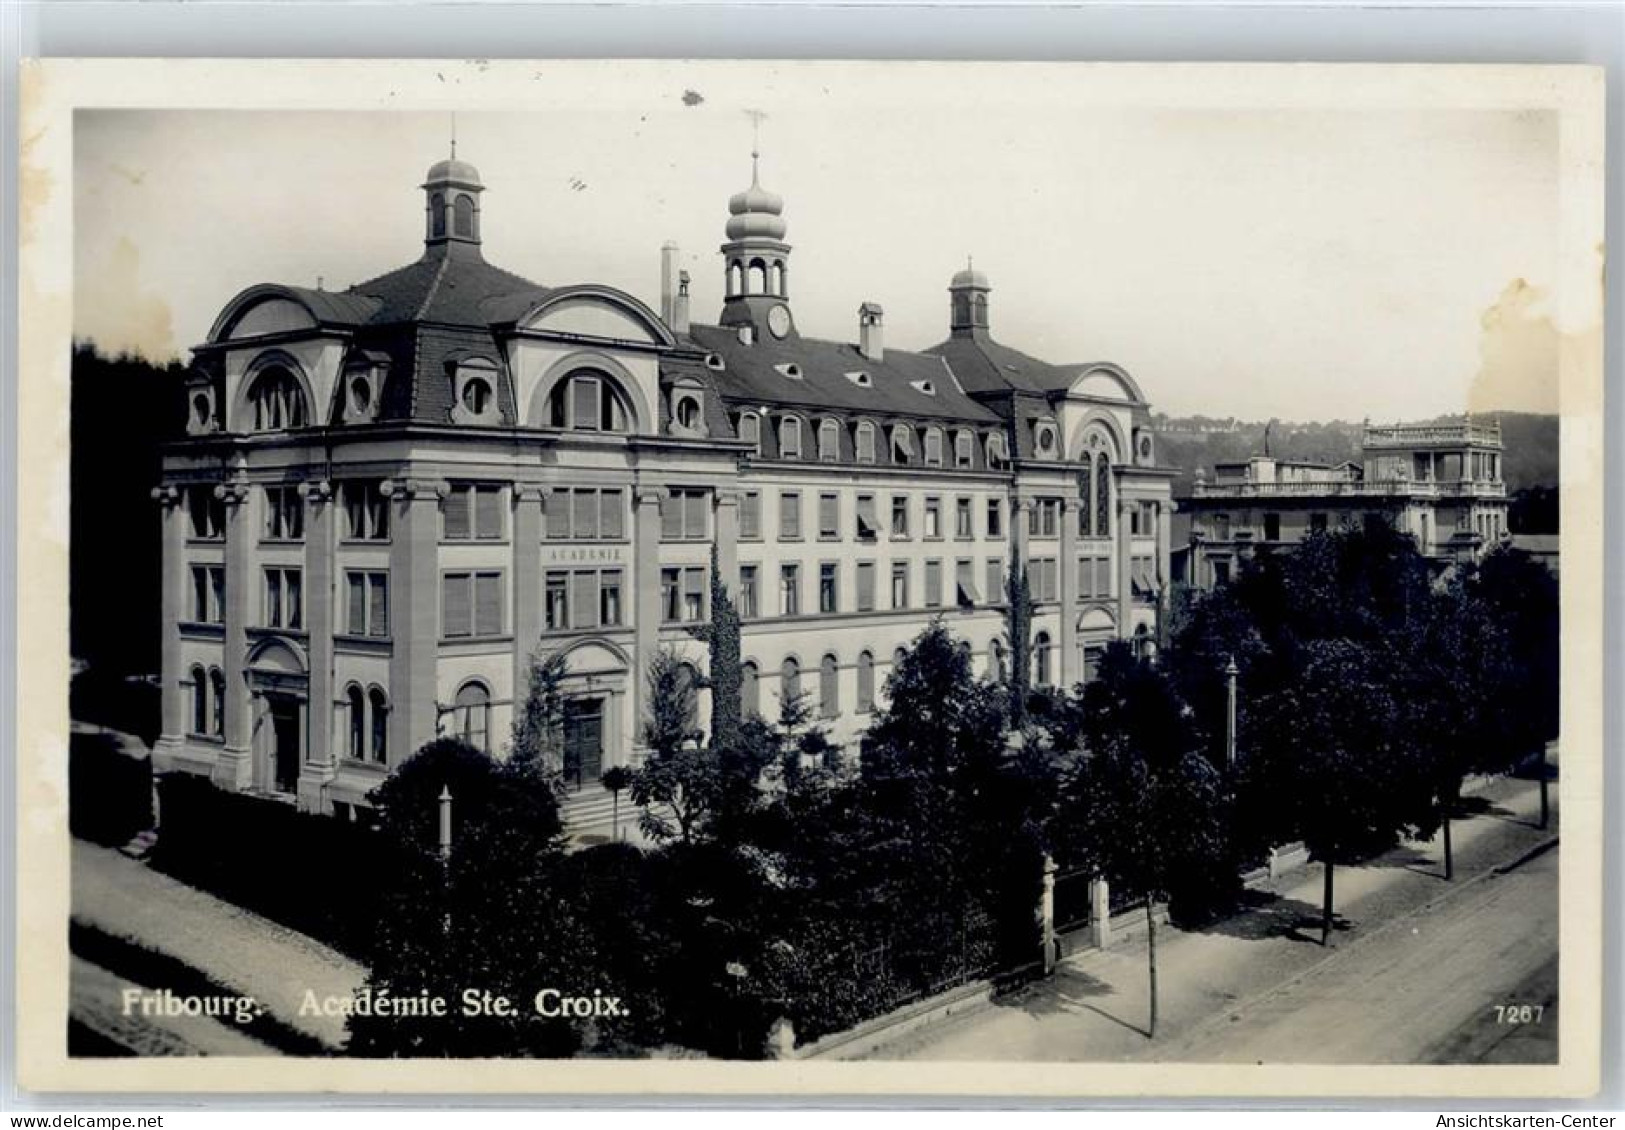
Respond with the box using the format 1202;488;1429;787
683;567;706;622
955;497;973;539
818;493;840;539
924;559;943;607
187;486;225;540
445;483;503;541
572;376;601;430
545;489;626;541
1310;512;1328;533
986;558;1005;605
345;571;388;636
924;496;942;539
189;565;224;624
986;498;1003;538
341;481;390;541
856;562;876;611
442;571;503;638
855;494;878;542
955;432;974;469
739;565;759;619
600;489;625;540
661;568;681;622
890;562;909;609
924;429;943;467
600;570;622;626
263;486;304;541
545;571;569;630
1264;513;1282;541
740;492;762;540
660;567;707;623
780;563;801;616
890;495;910;538
856;425;876;464
819;562;839;613
1029;498;1060;538
955;559;980;607
779;491;803;540
661;489;709;541
1032;558;1058;603
263;567;303;629
546;491;571;539
571;490;599;540
570;571;598;630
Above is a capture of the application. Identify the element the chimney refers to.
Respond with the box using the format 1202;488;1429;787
673;271;692;335
859;302;884;362
660;241;681;325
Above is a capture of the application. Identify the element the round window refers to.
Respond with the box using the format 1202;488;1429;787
349;376;372;413
1037;424;1056;454
461;376;492;415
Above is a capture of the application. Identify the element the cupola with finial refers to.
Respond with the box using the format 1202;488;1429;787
422;131;484;251
949;257;991;336
719;115;793;343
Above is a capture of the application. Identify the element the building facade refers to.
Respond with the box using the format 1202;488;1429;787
151;152;1175;836
1178;420;1511;589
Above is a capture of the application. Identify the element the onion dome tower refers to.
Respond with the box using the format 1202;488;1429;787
422;145;484;250
719;148;794;342
948;258;991;336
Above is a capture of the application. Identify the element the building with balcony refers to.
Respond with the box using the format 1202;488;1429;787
1177;420;1511;589
151;149;1176;838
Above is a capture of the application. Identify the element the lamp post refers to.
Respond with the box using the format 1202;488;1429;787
438;786;453;860
1224;656;1239;770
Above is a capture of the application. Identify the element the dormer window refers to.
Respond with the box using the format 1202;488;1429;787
705;353;726;371
738;412;762;455
779;416;803;460
845;371;872;388
890;425;915;465
818;418;840;462
855;420;876;464
923;427;944;467
545;370;630;433
910;379;936;396
451;358;501;426
461;377;492;415
1034;420;1059;458
987;432;1011;470
954;430;974;469
246;366;309;432
775;363;803;380
674;393;702;431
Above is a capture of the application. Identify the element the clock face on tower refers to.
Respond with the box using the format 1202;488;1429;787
767;304;792;339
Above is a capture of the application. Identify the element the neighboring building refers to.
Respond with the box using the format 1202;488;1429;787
1177;420;1511;589
151;150;1175;836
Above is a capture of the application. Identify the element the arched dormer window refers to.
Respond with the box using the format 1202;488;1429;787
670;386;704;434
738;412;762;455
855;421;877;464
923;427;944;467
430;192;447;238
955;430;974;469
546;371;630;433
818;418;840;462
779;416;803;460
890;424;915;465
452;194;475;238
246;366;309;432
1034;419;1060;459
986;432;1010;471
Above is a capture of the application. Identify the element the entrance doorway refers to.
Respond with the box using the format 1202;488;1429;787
562;698;604;789
267;694;301;794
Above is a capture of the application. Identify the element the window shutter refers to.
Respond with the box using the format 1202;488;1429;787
545;491;570;539
475;486;503;539
369;575;388;636
572;377;600;429
740;493;760;539
443;487;471;540
819;493;838;536
857;562;875;610
987;559;1004;604
684;490;708;539
780;493;800;539
474;573;503;636
571;571;598;629
285;571;302;629
347;574;366;635
661;493;681;540
856;496;877;539
572;490;598;539
443;574;471;637
601;490;624;539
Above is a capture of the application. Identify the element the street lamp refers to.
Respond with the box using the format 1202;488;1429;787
1224;656;1239;770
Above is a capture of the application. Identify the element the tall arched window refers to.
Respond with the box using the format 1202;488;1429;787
452;193;475;238
369;687;389;763
741;661;760;717
856;651;875;713
246;367;309;432
190;665;208;734
728;262;744;296
772;261;786;296
924;427;944;467
855;421;877;464
748;259;769;294
1094;452;1112;537
546;371;630;432
779;416;803;460
209;668;225;736
738;412;761;455
818;418;840;462
819;654;839;719
1034;632;1052;686
346;684;365;760
990;639;1007;682
954;430;974;469
453;681;491;751
430;191;446;238
780;657;801;708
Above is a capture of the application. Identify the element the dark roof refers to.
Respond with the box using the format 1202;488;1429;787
269;285;382;327
685;323;1000;425
922;330;1077;396
345;242;546;327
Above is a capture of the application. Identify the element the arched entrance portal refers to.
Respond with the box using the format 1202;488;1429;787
246;636;309;796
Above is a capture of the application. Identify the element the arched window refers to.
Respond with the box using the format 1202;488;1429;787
728;261;744;297
453;681;491;752
891;425;914;465
772;261;786;296
546;371;630;432
430;191;446;238
346;684;365;760
855;421;877;464
1034;632;1052;686
780;657;801;708
819;654;839;719
452;193;475;238
674;393;701;430
986;432;1010;471
741;661;760;717
369;687;389;763
209;668;224;736
1080;459;1094;536
955;430;974;469
738;412;761;455
990;639;1007;682
246;367;309;432
779;416;803;460
190;665;208;735
856;651;875;713
924;427;944;467
818;418;840;462
1094;452;1112;537
748;259;769;295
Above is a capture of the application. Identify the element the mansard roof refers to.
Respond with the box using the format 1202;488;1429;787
922;330;1076;396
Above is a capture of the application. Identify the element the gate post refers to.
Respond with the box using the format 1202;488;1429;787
1040;855;1057;973
1090;877;1112;950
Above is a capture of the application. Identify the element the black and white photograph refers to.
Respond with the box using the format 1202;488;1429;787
15;58;1606;1098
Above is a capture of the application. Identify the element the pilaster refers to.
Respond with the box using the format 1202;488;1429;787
1153;499;1172;645
512;485;548;705
385;477;444;766
151;485;187;770
631;488;665;754
714;489;740;591
296;479;335;812
1116;497;1133;641
1059;497;1080;686
212;480;254;790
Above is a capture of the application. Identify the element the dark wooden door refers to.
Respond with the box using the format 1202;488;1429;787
270;697;301;793
562;698;604;789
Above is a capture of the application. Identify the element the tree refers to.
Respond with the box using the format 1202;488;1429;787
508;648;568;781
697;546;744;755
629;649;708;843
350;737;585;1056
1053;642;1231;1036
1003;551;1035;728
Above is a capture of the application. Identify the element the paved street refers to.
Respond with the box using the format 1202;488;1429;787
876;771;1558;1063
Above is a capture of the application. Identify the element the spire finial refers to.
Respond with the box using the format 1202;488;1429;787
450;112;457;159
746;108;766;185
967;254;974;271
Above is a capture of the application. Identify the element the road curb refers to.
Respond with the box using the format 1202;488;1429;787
1492;835;1558;875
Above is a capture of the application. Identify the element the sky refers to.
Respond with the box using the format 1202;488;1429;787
72;96;1564;421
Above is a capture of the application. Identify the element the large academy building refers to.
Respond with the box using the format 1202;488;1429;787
153;151;1176;835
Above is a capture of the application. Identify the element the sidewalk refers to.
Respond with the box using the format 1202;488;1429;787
874;770;1558;1061
72;838;366;1049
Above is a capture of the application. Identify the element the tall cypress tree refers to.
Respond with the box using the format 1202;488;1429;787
704;545;743;755
1005;548;1034;727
